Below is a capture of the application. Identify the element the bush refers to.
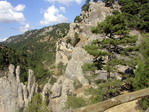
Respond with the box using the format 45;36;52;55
85;79;122;104
92;13;129;38
84;44;109;57
65;95;86;109
26;93;50;112
56;62;67;75
133;37;149;90
82;63;97;72
73;80;82;90
139;97;149;110
74;16;82;23
49;77;57;85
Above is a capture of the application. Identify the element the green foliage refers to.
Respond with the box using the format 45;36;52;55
85;80;123;104
0;45;28;82
133;37;149;90
65;95;86;109
81;0;90;12
123;46;139;52
74;16;82;23
49;77;57;85
102;0;116;4
0;45;27;69
92;13;129;38
73;80;82;90
82;63;97;72
119;0;149;32
93;0;98;2
84;44;109;57
26;93;50;112
101;35;137;46
4;23;70;85
139;97;149;110
56;62;67;76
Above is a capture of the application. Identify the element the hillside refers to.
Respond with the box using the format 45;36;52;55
3;23;70;84
0;0;149;112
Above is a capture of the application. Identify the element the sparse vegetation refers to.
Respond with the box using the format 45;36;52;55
56;62;67;76
26;93;50;112
82;63;97;73
73;80;82;90
65;95;86;109
3;23;70;85
74;16;82;23
85;79;123;104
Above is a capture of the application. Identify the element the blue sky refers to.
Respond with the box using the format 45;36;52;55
0;0;85;41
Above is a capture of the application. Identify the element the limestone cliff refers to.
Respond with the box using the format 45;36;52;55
1;1;149;112
0;64;38;112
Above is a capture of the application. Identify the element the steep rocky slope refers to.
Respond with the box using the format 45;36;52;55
0;1;149;112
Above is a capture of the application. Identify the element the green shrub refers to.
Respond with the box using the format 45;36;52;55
101;35;138;46
92;13;129;38
50;77;57;85
85;80;122;104
139;97;149;110
57;62;67;75
82;4;90;12
133;37;149;90
84;44;109;57
65;95;86;109
73;80;82;90
82;63;97;72
123;46;139;52
74;16;82;23
26;93;50;112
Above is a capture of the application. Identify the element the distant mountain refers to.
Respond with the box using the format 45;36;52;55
2;23;70;83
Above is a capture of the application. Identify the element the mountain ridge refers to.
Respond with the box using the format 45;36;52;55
0;1;149;112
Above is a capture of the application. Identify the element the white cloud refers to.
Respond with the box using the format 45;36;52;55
0;1;25;23
60;7;65;13
0;38;7;42
19;24;30;32
40;5;69;25
14;4;26;11
47;0;83;5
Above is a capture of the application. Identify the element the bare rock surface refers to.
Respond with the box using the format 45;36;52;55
0;64;37;112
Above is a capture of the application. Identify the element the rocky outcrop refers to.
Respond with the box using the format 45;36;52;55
0;64;38;112
47;76;74;112
65;47;93;85
50;2;114;111
80;2;113;25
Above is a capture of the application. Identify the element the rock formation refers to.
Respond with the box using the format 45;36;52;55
0;64;38;112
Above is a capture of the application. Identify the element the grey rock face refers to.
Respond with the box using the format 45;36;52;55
0;65;38;112
49;76;74;112
145;108;149;112
81;2;112;25
65;47;93;85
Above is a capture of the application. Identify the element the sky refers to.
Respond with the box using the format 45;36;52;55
0;0;85;41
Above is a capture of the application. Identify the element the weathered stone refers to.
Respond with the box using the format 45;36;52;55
0;65;38;112
16;66;20;82
65;47;93;85
145;107;149;112
49;76;74;112
95;70;108;80
27;69;35;95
